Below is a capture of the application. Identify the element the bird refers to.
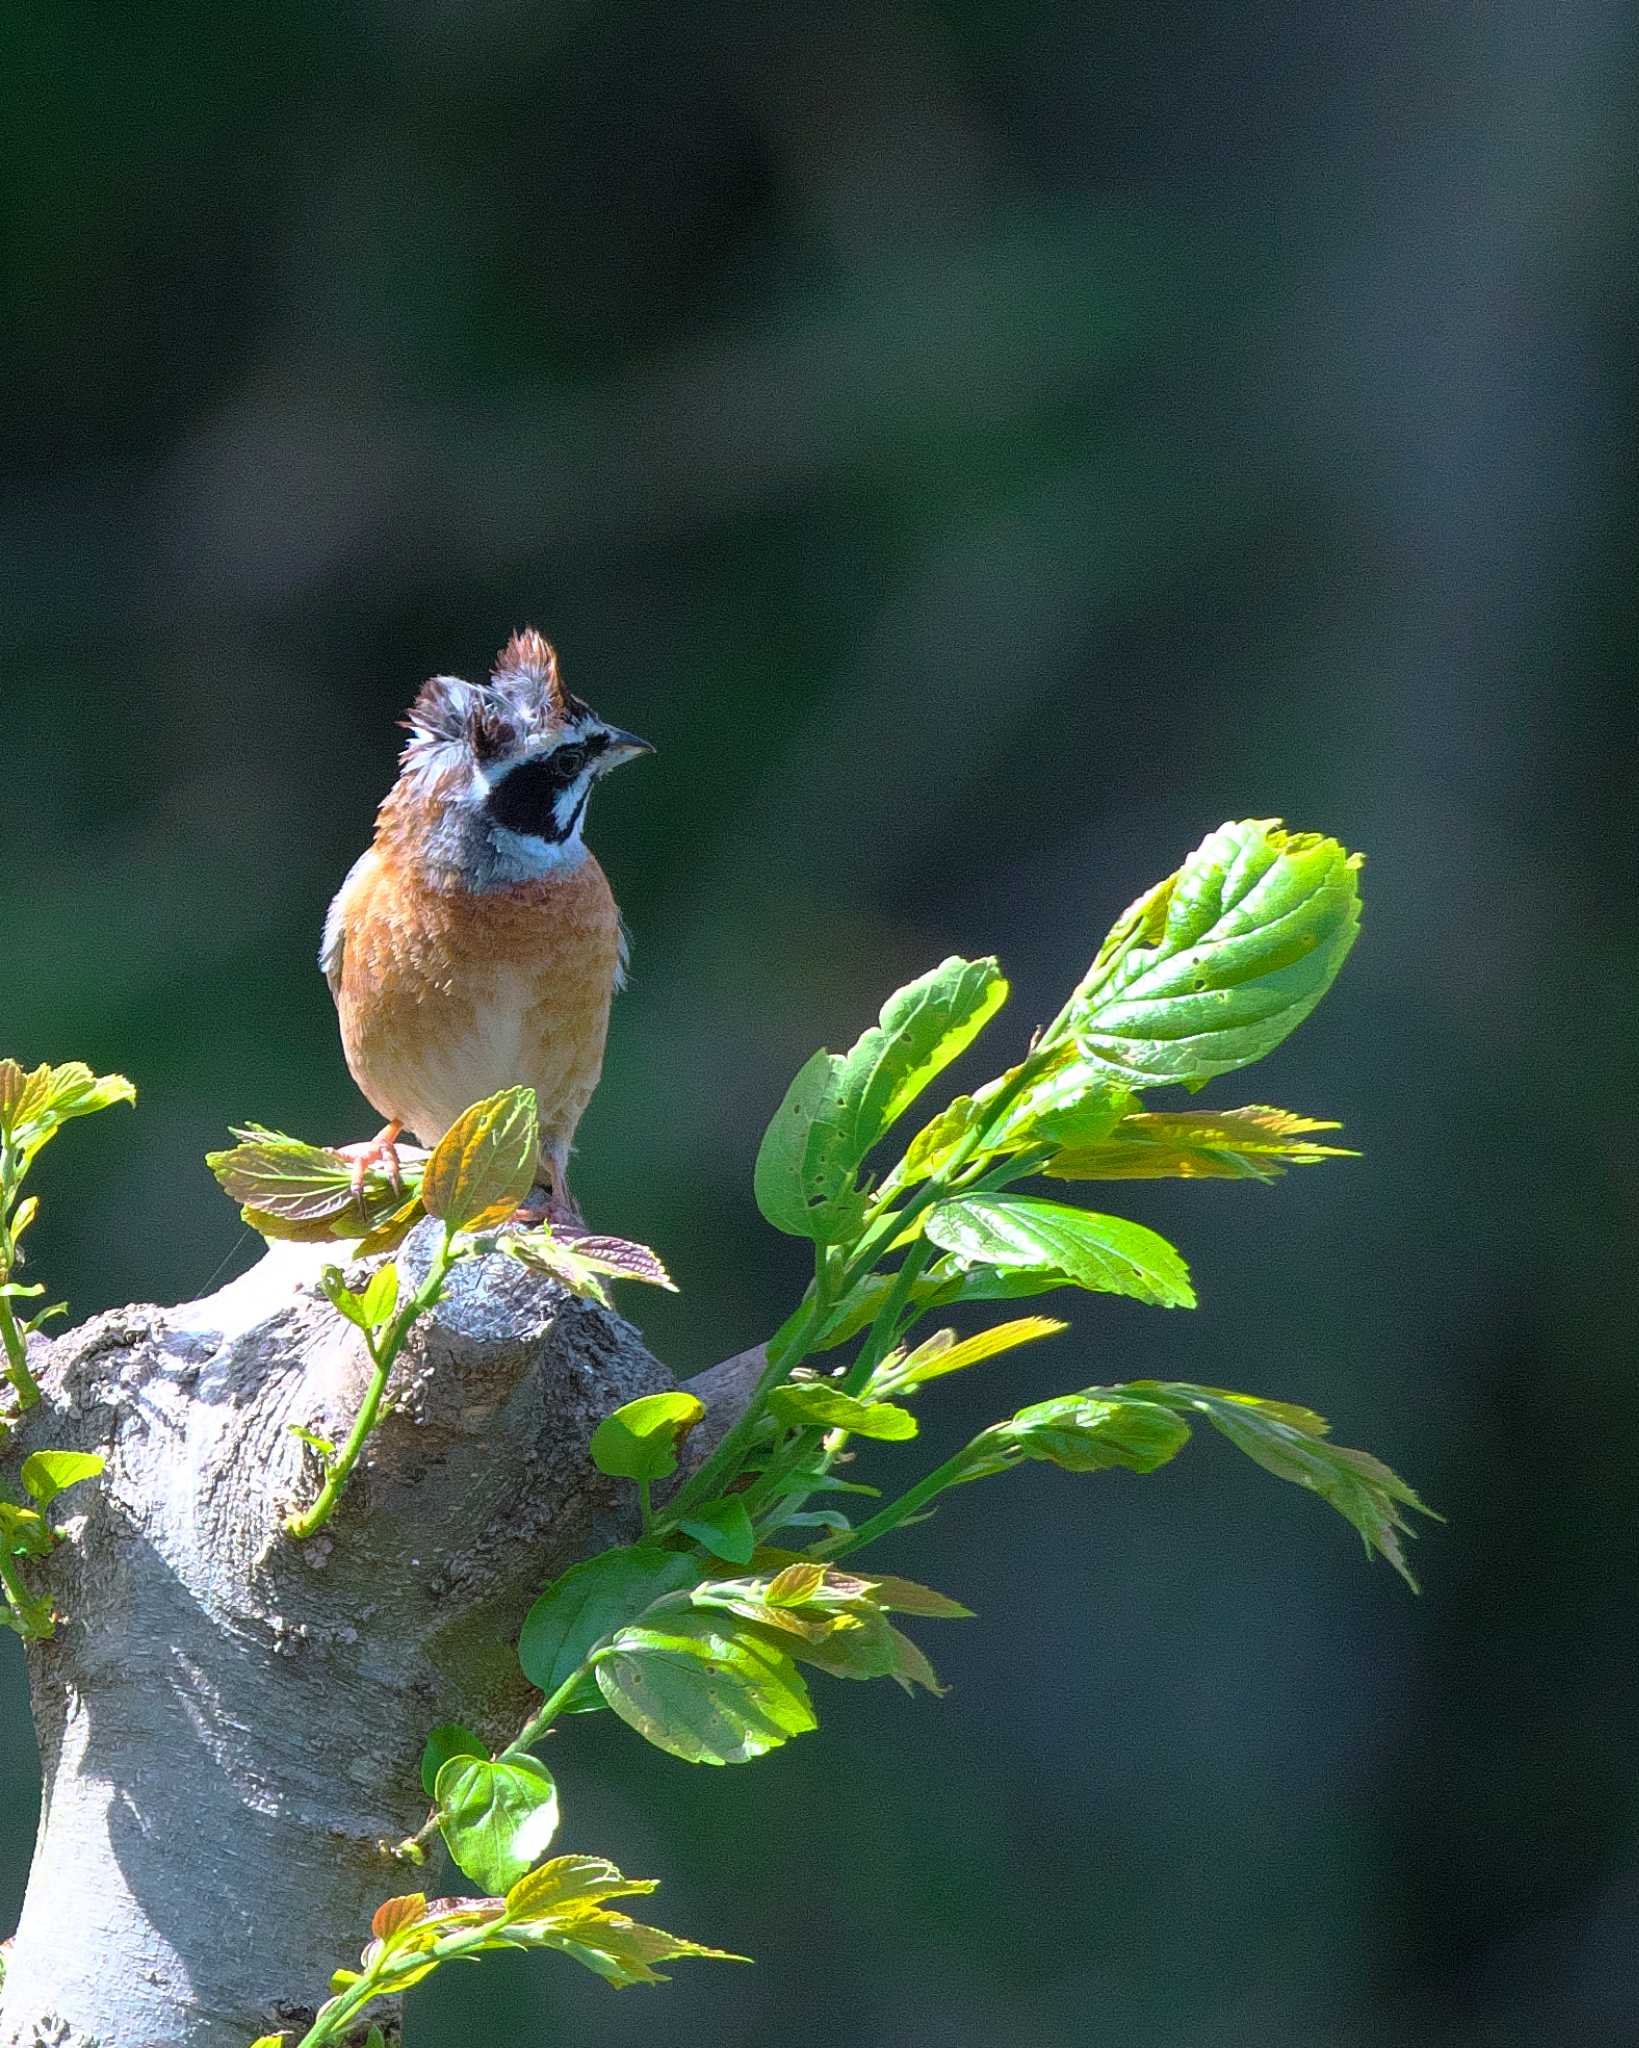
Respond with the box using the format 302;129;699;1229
321;628;653;1227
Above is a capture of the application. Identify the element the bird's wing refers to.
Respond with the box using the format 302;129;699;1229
319;850;379;994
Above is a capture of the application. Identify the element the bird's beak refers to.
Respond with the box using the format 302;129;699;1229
598;728;656;770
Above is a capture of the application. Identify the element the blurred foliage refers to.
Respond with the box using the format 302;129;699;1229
1;0;1636;2042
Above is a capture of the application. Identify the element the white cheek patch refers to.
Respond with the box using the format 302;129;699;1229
489;819;589;882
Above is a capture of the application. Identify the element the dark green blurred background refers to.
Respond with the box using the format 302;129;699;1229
3;2;1635;2042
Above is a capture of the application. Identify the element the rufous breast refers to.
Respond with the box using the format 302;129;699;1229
332;847;623;1152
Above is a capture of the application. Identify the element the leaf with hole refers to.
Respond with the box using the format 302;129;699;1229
832;955;1009;1165
752;1050;867;1244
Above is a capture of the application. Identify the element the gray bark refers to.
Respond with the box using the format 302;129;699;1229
0;1227;752;2048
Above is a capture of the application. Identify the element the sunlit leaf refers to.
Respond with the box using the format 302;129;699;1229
1131;1381;1436;1588
421;1087;540;1233
319;1265;371;1329
833;956;1009;1163
19;1449;105;1509
359;1262;401;1326
753;1050;867;1244
1074;820;1362;1087
509;1228;676;1295
207;1137;364;1223
924;1194;1195;1309
435;1754;560;1894
594;1613;817;1764
503;1855;659;1921
371;1893;428;1944
1045;1105;1355;1182
40;1065;137;1124
986;1391;1193;1476
889;1316;1068;1391
589;1392;706;1482
767;1381;917;1440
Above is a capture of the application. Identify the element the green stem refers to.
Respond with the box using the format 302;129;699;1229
0;1292;37;1411
811;1439;995;1560
0;1541;51;1639
286;1237;457;1540
664;1255;839;1521
498;1652;613;1764
0;1143;40;1411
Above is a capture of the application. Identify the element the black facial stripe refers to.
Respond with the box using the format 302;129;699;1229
486;739;602;840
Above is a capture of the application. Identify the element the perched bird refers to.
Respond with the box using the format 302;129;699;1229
321;629;652;1224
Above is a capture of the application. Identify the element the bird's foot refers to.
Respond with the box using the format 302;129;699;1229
340;1123;405;1204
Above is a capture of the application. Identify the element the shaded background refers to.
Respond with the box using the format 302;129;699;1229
3;2;1635;2042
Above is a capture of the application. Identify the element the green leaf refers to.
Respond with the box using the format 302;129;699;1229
354;1194;427;1256
510;1897;748;1985
518;1545;700;1699
508;1228;676;1295
678;1497;756;1565
924;1194;1195;1309
0;1501;53;1557
39;1064;137;1124
833;956;1009;1164
504;1854;660;1920
988;1391;1193;1475
420;1722;487;1799
1074;819;1363;1087
888;1316;1068;1391
863;1574;975;1618
207;1136;368;1224
359;1262;401;1325
318;1265;370;1329
589;1392;706;1482
421;1087;540;1233
371;1892;430;1944
435;1754;560;1894
288;1424;336;1462
897;1054;1127;1187
752;1050;867;1244
19;1450;104;1509
981;1056;1133;1152
765;1561;827;1606
741;1602;948;1695
766;1381;918;1441
1044;1105;1355;1182
594;1613;818;1764
1136;1382;1436;1588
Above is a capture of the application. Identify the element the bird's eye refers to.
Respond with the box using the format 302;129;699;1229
554;743;588;778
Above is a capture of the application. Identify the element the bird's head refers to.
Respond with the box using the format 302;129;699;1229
391;629;653;887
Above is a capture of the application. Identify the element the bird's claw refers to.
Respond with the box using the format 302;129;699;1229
341;1124;405;1209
